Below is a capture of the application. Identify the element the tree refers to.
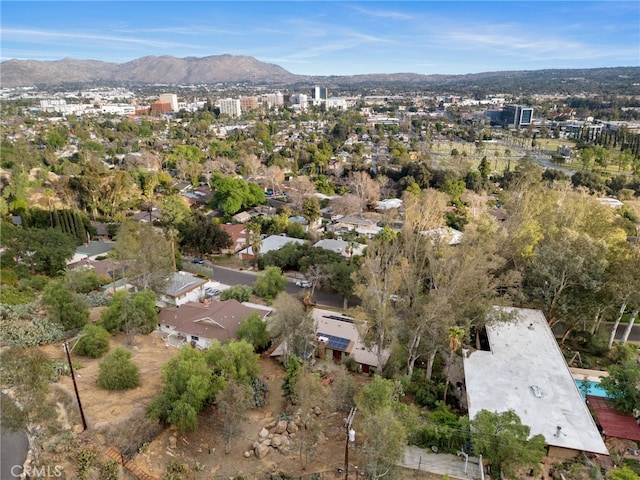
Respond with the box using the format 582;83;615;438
253;266;287;302
352;229;403;372
301;196;321;225
97;347;140;391
357;376;407;479
360;408;407;480
607;466;640;480
2;225;75;276
179;213;232;257
219;284;252;303
210;173;265;216
237;313;270;352
76;324;111;358
326;261;357;310
204;340;260;386
292;366;323;470
100;290;158;338
443;326;464;403
111;221;173;292
600;359;640;414
215;380;253;453
147;347;215;432
348;170;380;212
41;279;89;331
268;293;315;364
470;409;546;478
0;347;54;436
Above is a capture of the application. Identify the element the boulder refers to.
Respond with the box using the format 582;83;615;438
313;406;322;416
168;436;177;449
255;443;270;459
263;439;272;447
274;420;288;434
93;421;109;433
259;427;269;438
286;421;298;434
244;451;252;458
271;435;282;448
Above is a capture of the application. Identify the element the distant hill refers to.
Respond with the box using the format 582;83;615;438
1;55;639;95
0;54;302;87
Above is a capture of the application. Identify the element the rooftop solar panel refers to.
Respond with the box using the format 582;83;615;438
317;332;351;351
323;315;354;324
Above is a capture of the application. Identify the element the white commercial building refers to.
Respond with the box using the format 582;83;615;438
219;98;242;117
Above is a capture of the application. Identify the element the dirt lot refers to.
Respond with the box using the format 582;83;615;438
44;309;449;480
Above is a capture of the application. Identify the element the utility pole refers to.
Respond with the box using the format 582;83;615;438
344;406;357;480
64;341;87;431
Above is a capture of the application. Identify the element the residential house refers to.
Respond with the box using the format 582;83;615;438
237;235;305;261
289;215;323;234
157;271;212;307
327;215;382;238
232;211;253;224
421;227;463;246
463;307;609;461
313;238;366;259
271;307;387;374
313;308;387;373
67;240;114;265
131;206;163;223
219;224;248;254
158;299;269;349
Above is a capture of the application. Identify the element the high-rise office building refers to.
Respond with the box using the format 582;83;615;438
502;104;533;128
312;86;328;100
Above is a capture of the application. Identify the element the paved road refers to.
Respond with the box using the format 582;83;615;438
210;265;358;311
1;430;29;479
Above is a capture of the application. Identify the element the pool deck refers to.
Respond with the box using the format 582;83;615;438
569;367;609;382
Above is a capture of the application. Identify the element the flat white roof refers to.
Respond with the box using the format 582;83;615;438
464;307;608;455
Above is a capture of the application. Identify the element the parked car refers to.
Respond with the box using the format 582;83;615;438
191;258;205;264
295;280;312;288
205;287;221;297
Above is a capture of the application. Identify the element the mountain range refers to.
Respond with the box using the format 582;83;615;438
1;55;640;95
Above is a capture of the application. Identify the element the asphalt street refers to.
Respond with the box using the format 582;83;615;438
1;430;29;479
209;265;358;311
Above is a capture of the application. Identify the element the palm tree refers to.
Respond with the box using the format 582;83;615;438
443;326;464;403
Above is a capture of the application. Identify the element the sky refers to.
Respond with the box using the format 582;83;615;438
1;1;639;76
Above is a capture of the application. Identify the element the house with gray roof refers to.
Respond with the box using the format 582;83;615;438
237;234;305;261
158;299;269;349
157;271;212;307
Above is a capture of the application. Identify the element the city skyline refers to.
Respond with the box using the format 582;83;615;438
1;1;639;77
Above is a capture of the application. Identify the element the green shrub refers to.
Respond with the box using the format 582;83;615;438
97;347;140;390
220;284;252;303
0;285;36;305
76;325;110;358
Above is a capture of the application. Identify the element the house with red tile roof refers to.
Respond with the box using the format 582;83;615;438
219;223;248;254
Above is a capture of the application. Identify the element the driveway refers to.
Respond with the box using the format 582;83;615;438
401;445;482;480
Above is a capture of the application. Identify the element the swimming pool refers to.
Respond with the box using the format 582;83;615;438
574;379;610;400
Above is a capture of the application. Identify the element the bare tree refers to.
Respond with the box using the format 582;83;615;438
215;380;253;453
268;293;315;364
348;170;380;212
